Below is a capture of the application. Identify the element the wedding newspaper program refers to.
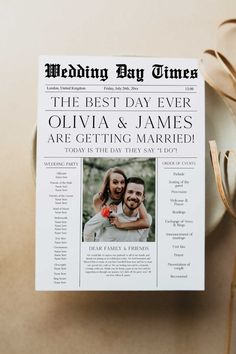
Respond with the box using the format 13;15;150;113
36;56;205;290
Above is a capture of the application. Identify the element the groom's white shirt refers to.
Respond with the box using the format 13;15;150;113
84;203;151;242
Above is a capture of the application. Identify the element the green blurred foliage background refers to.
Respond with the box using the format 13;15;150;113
83;158;156;241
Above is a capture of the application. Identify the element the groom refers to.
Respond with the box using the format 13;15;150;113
83;177;152;242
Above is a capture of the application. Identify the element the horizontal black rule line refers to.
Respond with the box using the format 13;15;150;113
45;167;77;169
45;91;197;94
44;110;198;112
163;167;195;169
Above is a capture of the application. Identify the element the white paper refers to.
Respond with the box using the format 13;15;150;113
36;56;205;290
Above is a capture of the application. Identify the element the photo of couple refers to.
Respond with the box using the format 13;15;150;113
82;158;155;242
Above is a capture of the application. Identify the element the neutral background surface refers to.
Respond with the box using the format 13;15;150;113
1;1;236;353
